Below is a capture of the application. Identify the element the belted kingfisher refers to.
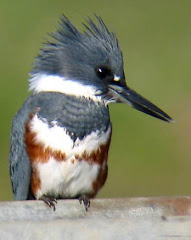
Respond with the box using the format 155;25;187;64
9;15;172;211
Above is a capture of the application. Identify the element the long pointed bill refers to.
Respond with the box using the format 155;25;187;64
109;84;173;122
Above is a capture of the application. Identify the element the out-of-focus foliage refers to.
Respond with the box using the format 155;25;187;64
1;0;191;200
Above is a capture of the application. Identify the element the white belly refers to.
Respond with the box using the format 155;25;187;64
35;157;100;199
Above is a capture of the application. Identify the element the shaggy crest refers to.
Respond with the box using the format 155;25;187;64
30;15;123;78
52;14;120;51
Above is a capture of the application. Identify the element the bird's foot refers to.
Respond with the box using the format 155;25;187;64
40;195;57;211
78;195;90;211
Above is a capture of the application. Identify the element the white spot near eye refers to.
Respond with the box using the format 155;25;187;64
113;74;120;81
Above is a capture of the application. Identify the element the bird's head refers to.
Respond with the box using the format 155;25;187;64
29;15;172;122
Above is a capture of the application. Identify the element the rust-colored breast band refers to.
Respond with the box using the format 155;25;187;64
24;114;66;197
25;114;66;164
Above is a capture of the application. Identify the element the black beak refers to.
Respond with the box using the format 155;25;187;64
109;84;173;122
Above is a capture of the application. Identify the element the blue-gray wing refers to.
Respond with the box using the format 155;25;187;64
9;102;32;200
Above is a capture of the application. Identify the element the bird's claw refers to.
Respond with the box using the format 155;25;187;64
41;195;57;211
78;195;90;211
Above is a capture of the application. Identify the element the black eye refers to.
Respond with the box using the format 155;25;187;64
96;67;111;79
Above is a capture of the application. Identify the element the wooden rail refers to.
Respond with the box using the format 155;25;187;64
0;196;191;239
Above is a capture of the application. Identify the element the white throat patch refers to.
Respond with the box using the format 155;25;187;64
29;74;102;102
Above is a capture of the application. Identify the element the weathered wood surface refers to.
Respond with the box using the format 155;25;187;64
0;196;191;240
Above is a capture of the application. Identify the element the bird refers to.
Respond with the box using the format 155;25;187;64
9;15;173;211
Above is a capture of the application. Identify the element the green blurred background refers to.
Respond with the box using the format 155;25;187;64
1;0;191;201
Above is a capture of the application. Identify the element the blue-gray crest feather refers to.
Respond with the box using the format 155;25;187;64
31;15;123;82
50;14;119;51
